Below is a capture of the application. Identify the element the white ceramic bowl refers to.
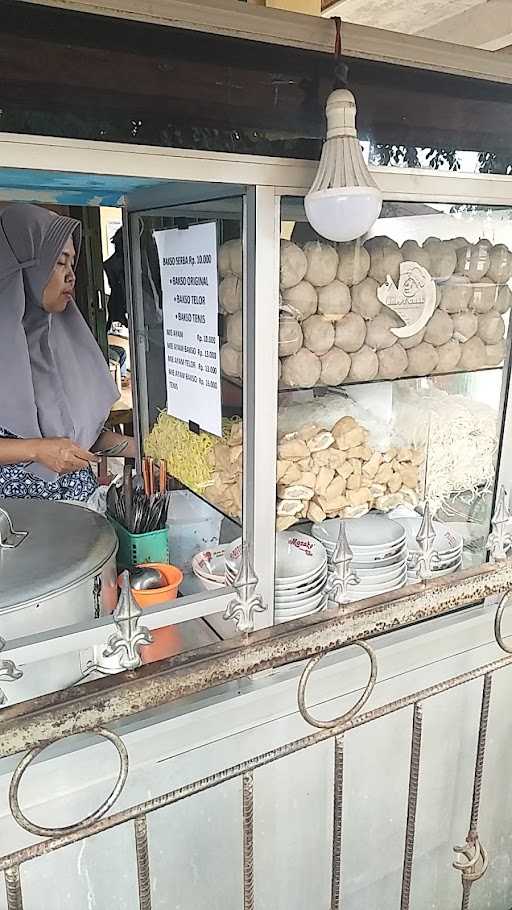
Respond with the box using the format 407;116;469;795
275;602;326;624
355;561;408;584
346;574;407;600
226;531;326;580
394;517;463;555
276;580;328;605
276;593;326;612
192;546;228;583
312;514;406;550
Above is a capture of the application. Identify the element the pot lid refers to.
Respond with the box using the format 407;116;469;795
0;499;118;612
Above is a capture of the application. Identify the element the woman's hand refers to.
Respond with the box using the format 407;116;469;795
34;437;99;474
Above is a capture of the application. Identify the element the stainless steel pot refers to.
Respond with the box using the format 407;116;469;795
0;499;118;640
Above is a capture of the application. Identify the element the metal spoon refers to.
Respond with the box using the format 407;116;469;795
128;566;167;591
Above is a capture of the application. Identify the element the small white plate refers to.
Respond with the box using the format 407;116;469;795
275;601;326;623
408;560;462;581
276;581;328;605
355;562;408;584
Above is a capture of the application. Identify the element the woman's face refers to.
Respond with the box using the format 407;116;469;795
42;236;76;313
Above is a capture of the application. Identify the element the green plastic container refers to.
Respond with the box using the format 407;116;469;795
110;519;169;570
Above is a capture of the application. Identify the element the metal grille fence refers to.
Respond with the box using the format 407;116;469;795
1;563;512;909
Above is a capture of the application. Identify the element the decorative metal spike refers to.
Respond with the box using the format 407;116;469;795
101;572;152;670
415;501;437;580
488;486;512;562
0;637;23;708
326;520;359;605
223;544;266;633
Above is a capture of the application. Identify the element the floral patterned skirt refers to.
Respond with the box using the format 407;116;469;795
0;429;97;502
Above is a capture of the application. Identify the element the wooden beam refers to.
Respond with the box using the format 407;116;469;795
420;0;512;52
13;0;512;85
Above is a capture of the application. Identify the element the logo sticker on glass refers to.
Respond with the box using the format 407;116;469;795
377;261;437;338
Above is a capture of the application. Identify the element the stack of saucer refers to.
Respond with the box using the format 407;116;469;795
311;513;408;602
226;531;328;622
394;516;464;581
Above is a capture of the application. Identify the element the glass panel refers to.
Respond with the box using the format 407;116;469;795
273;196;512;616
130;197;244;597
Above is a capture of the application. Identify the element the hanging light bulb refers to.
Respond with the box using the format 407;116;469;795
305;20;382;243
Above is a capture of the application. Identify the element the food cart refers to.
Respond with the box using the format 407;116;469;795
1;136;512;909
2;1;512;906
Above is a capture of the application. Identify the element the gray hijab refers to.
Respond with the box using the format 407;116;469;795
0;203;119;481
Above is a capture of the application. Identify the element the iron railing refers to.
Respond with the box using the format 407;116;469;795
1;560;512;908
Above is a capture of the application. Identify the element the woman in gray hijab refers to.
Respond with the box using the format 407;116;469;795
0;203;135;501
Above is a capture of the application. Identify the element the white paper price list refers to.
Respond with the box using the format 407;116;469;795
155;222;222;437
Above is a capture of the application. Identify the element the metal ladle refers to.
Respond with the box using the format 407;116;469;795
128;566;167;591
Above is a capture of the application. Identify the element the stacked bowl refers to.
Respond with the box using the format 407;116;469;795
226;531;328;622
192;546;228;591
393;516;464;581
312;514;408;602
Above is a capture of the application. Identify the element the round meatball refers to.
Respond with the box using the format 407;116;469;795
302;315;335;355
337;241;370;286
317;280;351;322
218;239;243;278
459;336;487;371
278;315;303;357
439;276;473;314
348;345;379;381
281;280;317;322
423;239;456;280
401;240;430;271
471;278;497;314
478;311;505;345
452;311;478;342
456;242;490;282
365;236;402;285
496;284;512;314
424;310;453;346
280;240;307;289
335;312;366;353
319;348;351;386
221;343;242;378
219;275;242;314
485;340;506;366
365;310;401;350
304;241;339;287
351;278;382;320
377;344;408;380
487;244;512;284
435;339;461;373
281;347;321;388
407;342;439;376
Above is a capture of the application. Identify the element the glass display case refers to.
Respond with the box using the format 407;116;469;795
260;193;512;619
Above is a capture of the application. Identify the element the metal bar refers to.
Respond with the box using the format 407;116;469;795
242;772;255;910
2;562;511;759
4;866;23;910
331;734;344;910
470;675;492;838
0;590;234;668
134;816;152;910
400;704;423;910
2;653;511;873
242;185;280;630
457;674;493;910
